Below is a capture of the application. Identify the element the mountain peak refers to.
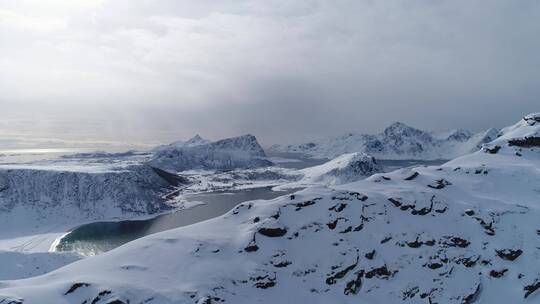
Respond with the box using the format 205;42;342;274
184;134;209;147
189;134;203;141
445;129;472;142
383;122;424;138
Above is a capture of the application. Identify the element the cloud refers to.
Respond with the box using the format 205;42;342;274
0;0;539;146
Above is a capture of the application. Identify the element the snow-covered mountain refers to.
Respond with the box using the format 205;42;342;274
2;113;538;303
184;134;211;147
149;134;273;172
296;152;383;186
153;134;211;152
0;163;184;222
268;122;500;160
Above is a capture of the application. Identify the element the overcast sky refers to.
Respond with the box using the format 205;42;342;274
1;0;539;148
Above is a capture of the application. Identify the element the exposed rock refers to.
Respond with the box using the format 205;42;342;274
495;249;523;261
489;269;508;278
524;279;540;299
258;227;287;237
482;145;501;154
462;283;481;304
508;137;540;148
404;171;419;180
64;282;91;295
428;179;452;189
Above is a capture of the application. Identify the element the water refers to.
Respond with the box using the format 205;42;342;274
266;152;448;170
266;152;329;169
0;147;146;164
55;187;300;256
379;159;448;171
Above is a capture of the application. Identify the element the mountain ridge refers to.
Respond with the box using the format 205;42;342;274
268;122;499;160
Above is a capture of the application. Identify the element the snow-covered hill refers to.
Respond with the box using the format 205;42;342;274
268;122;500;160
295;152;383;186
149;134;273;172
1;113;538;303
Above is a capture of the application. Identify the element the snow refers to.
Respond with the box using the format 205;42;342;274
0;251;80;280
1;114;538;303
268;122;499;160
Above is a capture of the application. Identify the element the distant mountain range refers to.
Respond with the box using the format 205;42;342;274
268;122;500;160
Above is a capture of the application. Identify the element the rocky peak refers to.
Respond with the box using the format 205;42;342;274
184;134;209;147
523;113;540;126
383;122;427;139
445;129;472;142
212;134;267;156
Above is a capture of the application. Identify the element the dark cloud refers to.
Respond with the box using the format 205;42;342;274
1;0;539;147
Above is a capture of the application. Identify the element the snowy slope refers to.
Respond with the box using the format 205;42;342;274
1;114;538;303
149;134;273;172
268;122;499;160
0;251;80;280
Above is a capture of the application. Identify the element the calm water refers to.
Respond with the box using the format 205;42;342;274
55;187;299;256
266;152;329;169
379;159;448;171
266;152;447;170
0;147;147;164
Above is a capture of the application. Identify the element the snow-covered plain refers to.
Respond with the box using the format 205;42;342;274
0;114;538;303
269;122;499;160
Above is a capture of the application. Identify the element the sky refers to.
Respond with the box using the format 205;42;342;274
1;0;539;148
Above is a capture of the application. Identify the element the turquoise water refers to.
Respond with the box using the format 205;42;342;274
55;187;299;256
